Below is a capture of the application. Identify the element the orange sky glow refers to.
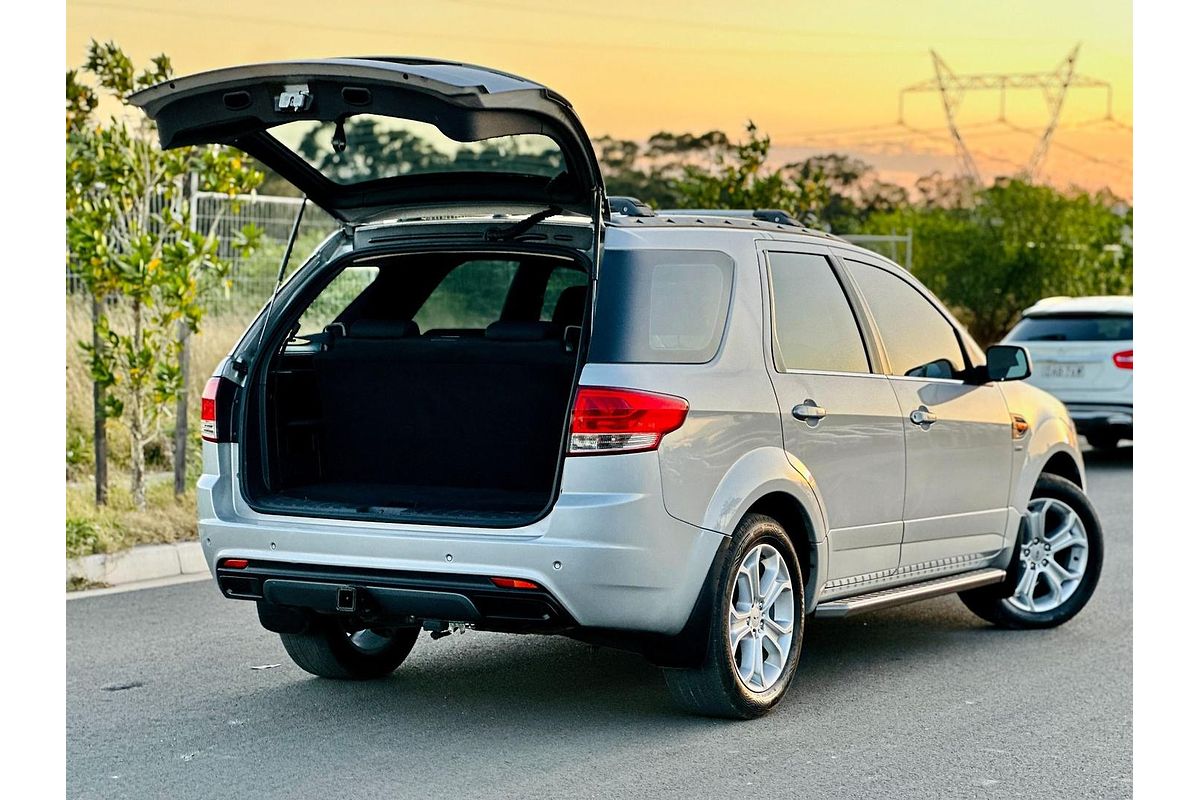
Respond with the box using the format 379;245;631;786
67;0;1132;199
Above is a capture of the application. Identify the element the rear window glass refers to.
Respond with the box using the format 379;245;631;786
1008;314;1133;342
413;260;520;331
296;266;379;336
274;116;564;186
589;250;734;364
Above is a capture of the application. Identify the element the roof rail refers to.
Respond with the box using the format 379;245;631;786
608;196;656;217
659;208;806;227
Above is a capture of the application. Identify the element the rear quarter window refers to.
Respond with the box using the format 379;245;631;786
1009;314;1133;342
589;249;735;364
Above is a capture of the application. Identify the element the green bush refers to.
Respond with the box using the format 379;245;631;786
66;517;102;558
66;419;92;479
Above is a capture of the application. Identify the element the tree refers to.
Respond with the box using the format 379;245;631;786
786;153;909;233
671;122;829;222
865;178;1132;344
66;41;262;508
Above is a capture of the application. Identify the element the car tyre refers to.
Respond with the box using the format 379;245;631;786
663;513;804;719
280;617;420;679
960;474;1103;629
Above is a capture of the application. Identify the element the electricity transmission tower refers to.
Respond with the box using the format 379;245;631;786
898;45;1115;183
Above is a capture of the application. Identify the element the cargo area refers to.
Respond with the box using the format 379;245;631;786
241;250;589;526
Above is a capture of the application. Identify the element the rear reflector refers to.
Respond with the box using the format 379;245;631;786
568;386;689;455
1113;349;1133;370
221;558;249;569
490;577;540;590
200;377;222;442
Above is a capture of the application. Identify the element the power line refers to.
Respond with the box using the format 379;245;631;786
72;1;915;59
451;0;1096;46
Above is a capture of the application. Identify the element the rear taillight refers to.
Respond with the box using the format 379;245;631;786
568;386;689;455
1113;349;1133;370
201;377;230;443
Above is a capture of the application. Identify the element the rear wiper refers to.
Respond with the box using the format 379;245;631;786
484;205;562;242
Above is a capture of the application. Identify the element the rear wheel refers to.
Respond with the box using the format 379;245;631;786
280;617;420;679
663;513;804;719
960;474;1103;629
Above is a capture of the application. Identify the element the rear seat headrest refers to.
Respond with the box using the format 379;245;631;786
347;319;420;339
552;285;587;327
485;320;559;341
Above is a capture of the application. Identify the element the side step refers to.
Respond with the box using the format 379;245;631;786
813;568;1006;619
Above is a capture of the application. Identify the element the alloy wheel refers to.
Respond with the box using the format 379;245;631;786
728;543;796;692
1004;497;1089;614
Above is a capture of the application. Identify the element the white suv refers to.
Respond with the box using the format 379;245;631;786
1003;296;1132;450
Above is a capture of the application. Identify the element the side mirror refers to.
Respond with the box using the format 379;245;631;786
905;358;956;380
984;344;1031;382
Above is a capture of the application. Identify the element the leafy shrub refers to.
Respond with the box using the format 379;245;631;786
66;517;102;558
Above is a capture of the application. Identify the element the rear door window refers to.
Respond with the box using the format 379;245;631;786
296;266;379;336
1008;314;1132;342
413;260;520;331
767;252;869;373
590;250;734;363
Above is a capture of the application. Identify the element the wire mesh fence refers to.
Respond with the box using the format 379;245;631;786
65;189;915;307
841;230;914;269
65;191;338;305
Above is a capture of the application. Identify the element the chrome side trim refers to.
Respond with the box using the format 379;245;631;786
813;568;1006;618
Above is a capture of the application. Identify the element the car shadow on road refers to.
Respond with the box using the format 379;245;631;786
243;598;1029;730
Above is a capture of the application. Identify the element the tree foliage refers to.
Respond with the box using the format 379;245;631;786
66;41;263;508
594;124;1131;346
866;179;1132;343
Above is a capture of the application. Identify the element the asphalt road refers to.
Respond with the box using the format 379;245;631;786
67;447;1132;800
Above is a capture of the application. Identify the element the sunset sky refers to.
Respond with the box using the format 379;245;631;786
66;0;1132;198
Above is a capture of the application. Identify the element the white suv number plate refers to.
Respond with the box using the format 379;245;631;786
1041;363;1085;378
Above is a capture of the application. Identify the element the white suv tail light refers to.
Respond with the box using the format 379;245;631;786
1112;349;1133;370
568;387;688;455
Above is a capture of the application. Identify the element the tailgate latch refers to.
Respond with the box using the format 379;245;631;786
276;84;313;112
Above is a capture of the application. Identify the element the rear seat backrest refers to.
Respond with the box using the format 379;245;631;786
312;315;576;492
485;320;560;341
345;319;421;339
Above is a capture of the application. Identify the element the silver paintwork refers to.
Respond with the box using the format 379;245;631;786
728;543;795;692
201;219;1089;635
1004;496;1089;613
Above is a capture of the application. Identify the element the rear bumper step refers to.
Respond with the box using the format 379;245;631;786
813;568;1006;619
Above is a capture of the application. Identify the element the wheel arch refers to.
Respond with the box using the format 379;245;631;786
1041;450;1083;489
744;491;824;612
699;447;829;613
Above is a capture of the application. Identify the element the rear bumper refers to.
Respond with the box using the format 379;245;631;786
1066;403;1133;437
217;560;576;633
199;445;724;636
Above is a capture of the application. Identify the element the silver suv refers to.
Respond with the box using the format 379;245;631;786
134;58;1103;719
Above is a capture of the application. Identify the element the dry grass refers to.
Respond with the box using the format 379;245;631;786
66;478;198;556
66;298;256;555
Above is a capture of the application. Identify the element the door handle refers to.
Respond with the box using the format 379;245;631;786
792;401;827;423
910;407;939;427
